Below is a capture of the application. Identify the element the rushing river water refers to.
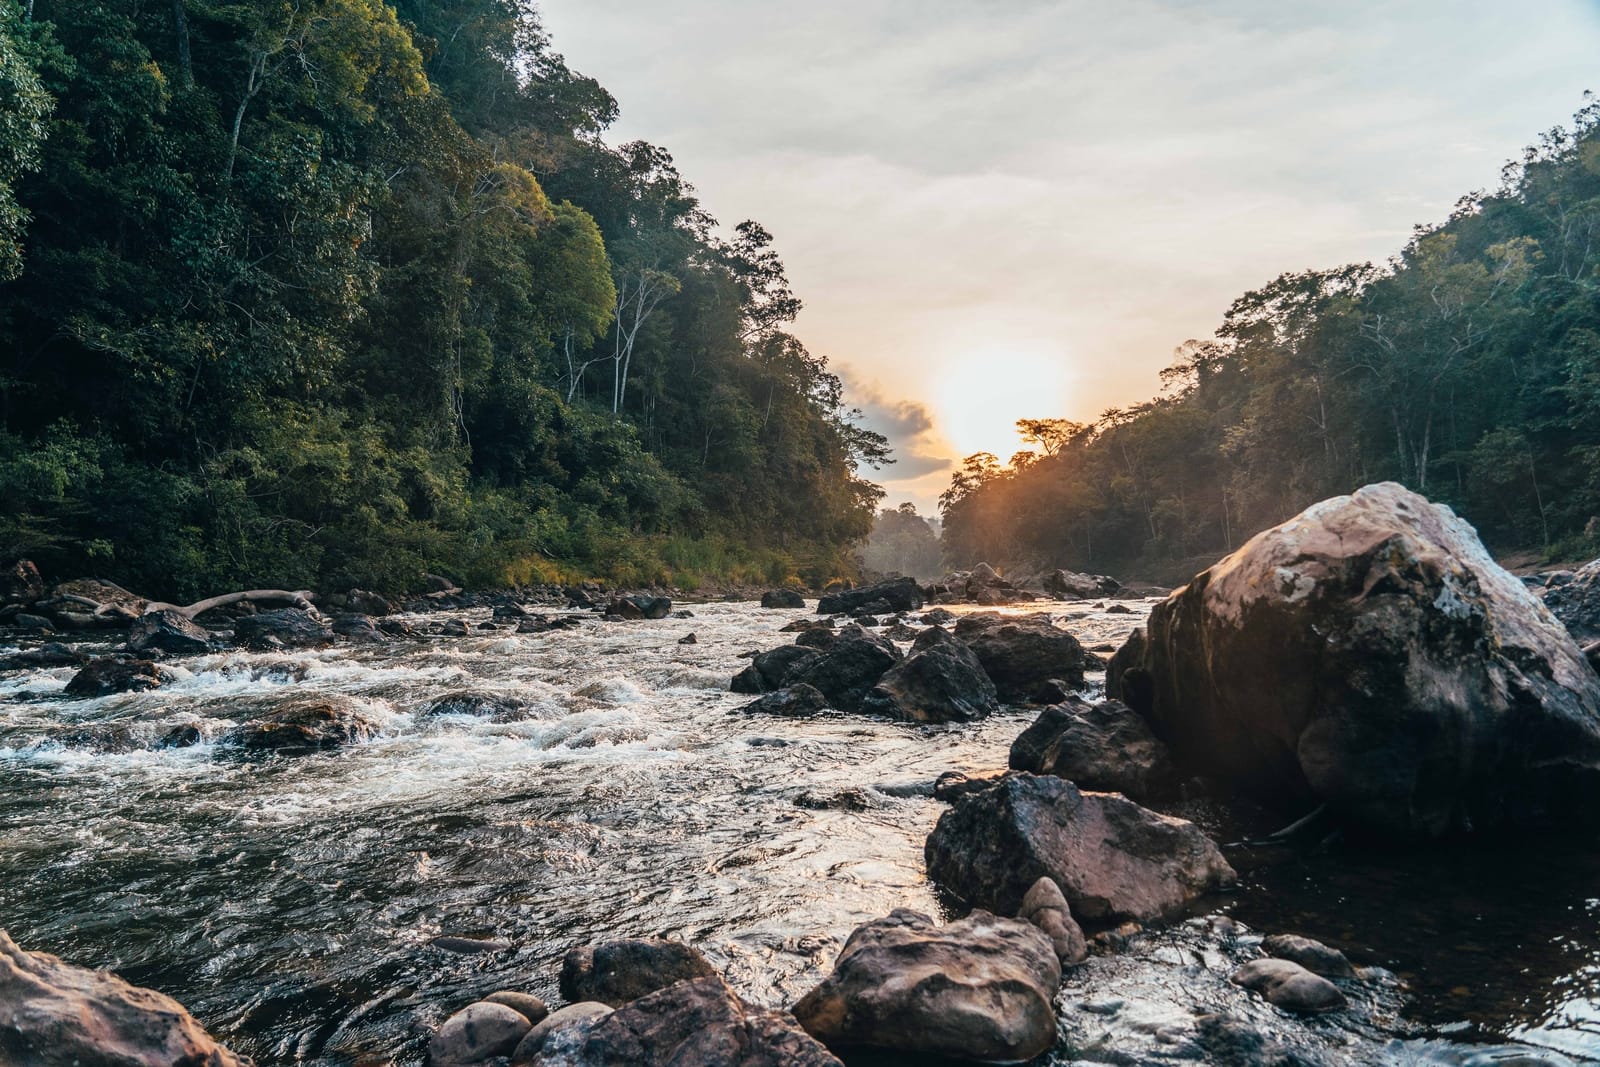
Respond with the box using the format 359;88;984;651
1;598;1598;1065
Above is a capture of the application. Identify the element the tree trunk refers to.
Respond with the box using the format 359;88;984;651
146;589;318;619
172;0;194;89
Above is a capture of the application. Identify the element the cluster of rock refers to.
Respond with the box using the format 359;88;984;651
922;562;1032;605
731;611;1091;723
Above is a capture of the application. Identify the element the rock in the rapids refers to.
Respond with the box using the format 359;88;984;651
0;642;86;671
1044;568;1120;600
924;773;1235;922
605;595;671;621
233;608;334;650
512;1002;613;1064
780;618;833;633
1107;482;1600;837
794;628;838;650
817;577;923;616
792;907;1060;1062
1540;558;1600;643
1008;696;1176;800
346;588;393;616
225;697;380;754
521;977;841;1067
1262;934;1357;979
483;991;549;1025
1;558;45;605
0;929;250;1067
788;627;902;712
919;608;957;626
858;626;998;723
953;612;1089;701
1017;876;1087;966
761;589;806;609
431;1001;532;1065
730;644;822;694
63;657;171;697
559;938;718;1008
741;684;829;717
330;613;383;642
1230;958;1347;1014
127;608;213;656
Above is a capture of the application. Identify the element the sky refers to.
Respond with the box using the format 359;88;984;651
536;0;1600;512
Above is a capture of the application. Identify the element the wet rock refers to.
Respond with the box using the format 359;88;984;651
1;559;45;605
953;612;1089;700
330;613;383;642
780;618;833;633
1008;696;1176;800
513;1002;613;1063
377;617;420;639
1262;933;1357;979
0;642;86;671
558;937;718;1008
1028;677;1076;704
1195;1014;1331;1067
13;612;54;631
225;697;381;754
521;977;840;1067
1044;568;1121;599
816;577;922;616
126;608;213;656
1017;876;1087;966
233;608;334;650
419;692;535;722
1230;958;1347;1014
430;935;512;954
741;684;828;717
441;619;470;637
493;602;529;619
918;608;957;626
158;724;203;749
761;589;806;609
1539;557;1600;642
678;632;697;645
729;644;822;694
924;772;1235;922
931;769;1005;802
880;622;921;642
1108;482;1600;837
64;657;170;697
346;588;393;616
430;1001;531;1065
794;787;876;811
483;991;549;1024
794;628;837;650
423;573;460;594
858;626;998;723
605;595;671;620
788;628;901;712
792;907;1060;1062
0;929;250;1067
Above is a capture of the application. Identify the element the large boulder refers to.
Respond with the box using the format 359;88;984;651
430;1001;532;1065
0;929;250;1067
792;908;1059;1063
858;627;998;723
816;577;922;616
760;589;806;609
606;595;672;621
1108;482;1600;837
787;628;901;711
520;977;840;1067
729;645;822;694
924;773;1235;922
225;697;381;754
1539;558;1600;642
127;609;213;656
232;608;334;650
558;938;717;1008
1008;696;1176;800
953;612;1089;701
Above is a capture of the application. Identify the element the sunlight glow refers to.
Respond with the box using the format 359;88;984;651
934;350;1069;462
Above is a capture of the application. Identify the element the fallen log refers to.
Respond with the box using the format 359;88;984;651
144;590;318;620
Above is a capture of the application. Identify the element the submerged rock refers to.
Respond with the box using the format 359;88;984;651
741;684;829;717
0;929;250;1067
1009;696;1176;800
225;697;381;754
1108;482;1600;837
859;626;998;723
520;977;840;1067
63;657;171;697
558;937;718;1008
953;612;1089;700
924;772;1235;922
792;907;1060;1062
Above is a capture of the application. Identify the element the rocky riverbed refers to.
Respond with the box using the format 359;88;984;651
2;590;1599;1063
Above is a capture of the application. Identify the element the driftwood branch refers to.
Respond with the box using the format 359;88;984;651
144;590;318;619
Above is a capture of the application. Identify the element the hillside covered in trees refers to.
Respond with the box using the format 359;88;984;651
941;99;1600;582
0;0;888;599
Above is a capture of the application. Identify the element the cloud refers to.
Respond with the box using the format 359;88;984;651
841;372;953;481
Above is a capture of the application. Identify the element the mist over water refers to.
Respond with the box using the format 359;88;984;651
2;599;1597;1064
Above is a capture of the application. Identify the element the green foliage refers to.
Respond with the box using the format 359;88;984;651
943;97;1600;577
0;0;886;596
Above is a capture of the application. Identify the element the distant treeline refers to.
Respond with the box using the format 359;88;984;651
0;0;887;599
941;100;1600;582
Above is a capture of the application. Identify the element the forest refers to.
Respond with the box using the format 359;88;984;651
940;98;1600;583
0;0;889;600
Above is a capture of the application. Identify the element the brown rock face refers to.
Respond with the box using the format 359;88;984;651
1230;958;1347;1014
792;908;1060;1063
924;773;1235;923
0;929;250;1067
1108;482;1600;837
558;938;718;1008
521;977;840;1067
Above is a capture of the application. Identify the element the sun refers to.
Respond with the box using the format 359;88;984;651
934;350;1069;462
